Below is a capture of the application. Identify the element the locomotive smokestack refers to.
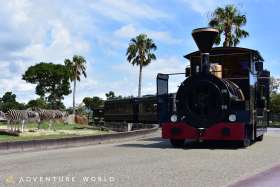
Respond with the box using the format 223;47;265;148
192;28;218;73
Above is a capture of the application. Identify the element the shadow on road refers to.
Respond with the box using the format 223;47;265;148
140;137;165;142
183;141;245;150
116;137;170;149
116;136;250;150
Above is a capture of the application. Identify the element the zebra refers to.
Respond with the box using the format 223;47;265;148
5;109;39;132
0;111;6;119
54;110;68;123
0;111;6;124
34;108;67;130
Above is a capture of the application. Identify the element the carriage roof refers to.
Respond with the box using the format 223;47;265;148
184;47;264;61
104;95;156;104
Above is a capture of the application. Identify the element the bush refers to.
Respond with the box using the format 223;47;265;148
271;94;280;114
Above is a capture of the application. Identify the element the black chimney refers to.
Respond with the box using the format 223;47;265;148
192;28;218;73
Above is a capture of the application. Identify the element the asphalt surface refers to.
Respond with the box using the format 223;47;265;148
1;129;280;187
229;164;280;187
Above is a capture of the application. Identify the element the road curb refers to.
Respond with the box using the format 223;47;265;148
0;127;159;154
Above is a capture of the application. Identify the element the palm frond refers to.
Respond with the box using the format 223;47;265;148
65;55;87;82
208;4;249;47
126;33;156;67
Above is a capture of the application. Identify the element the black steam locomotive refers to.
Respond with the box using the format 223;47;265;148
158;28;270;147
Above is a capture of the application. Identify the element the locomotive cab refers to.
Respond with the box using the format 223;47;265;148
157;27;270;147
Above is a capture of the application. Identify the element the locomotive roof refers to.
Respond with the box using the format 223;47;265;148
184;47;264;61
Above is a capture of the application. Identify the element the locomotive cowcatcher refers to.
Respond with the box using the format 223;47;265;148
157;28;270;147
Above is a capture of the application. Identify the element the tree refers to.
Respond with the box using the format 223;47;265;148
105;91;122;100
0;92;25;112
270;76;280;95
1;92;16;103
126;34;157;97
105;91;115;100
270;76;280;115
83;97;104;111
209;4;249;47
64;55;87;116
271;94;280;114
26;98;50;109
22;62;71;109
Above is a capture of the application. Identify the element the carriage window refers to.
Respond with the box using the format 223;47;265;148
139;102;156;113
144;103;157;113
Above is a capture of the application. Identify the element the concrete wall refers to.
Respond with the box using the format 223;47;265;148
103;122;157;132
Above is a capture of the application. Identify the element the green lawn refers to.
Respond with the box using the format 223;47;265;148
269;121;280;128
0;122;110;142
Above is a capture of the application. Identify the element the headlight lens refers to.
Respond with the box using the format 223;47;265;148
170;114;178;123
229;114;236;122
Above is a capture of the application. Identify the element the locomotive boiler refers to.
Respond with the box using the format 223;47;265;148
157;28;270;147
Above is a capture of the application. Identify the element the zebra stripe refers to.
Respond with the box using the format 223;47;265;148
6;110;28;122
6;109;38;132
34;108;67;130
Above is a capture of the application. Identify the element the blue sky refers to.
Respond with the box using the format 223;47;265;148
0;0;279;107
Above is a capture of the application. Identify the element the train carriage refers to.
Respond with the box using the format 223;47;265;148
137;96;158;123
104;98;137;123
102;94;175;124
157;28;270;147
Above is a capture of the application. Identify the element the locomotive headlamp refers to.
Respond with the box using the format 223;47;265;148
229;114;237;122
171;114;178;123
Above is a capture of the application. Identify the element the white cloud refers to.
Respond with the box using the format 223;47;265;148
0;78;34;93
0;0;94;107
0;75;36;104
21;21;90;63
183;0;217;15
90;0;169;23
114;24;138;38
182;0;232;15
0;0;93;62
113;57;187;95
114;24;182;44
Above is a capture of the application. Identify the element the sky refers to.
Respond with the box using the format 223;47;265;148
0;0;279;107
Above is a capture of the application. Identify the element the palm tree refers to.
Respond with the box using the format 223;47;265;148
64;55;87;116
209;4;249;47
126;34;157;97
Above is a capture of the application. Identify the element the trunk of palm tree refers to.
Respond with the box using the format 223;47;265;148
73;78;76;116
73;67;77;116
223;26;232;47
223;31;229;47
138;63;143;97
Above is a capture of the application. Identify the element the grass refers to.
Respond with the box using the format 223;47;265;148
269;121;280;128
0;122;111;142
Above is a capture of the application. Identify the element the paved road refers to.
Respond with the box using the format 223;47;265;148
229;164;280;187
1;129;280;187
